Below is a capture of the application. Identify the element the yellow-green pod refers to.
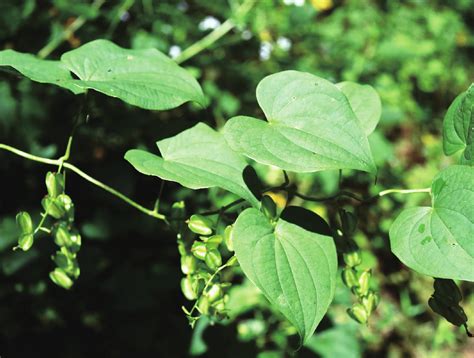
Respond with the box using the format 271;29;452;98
181;255;198;275
205;250;222;270
206;284;223;303
188;215;214;236
343;250;362;268
18;233;34;251
49;268;73;289
181;275;198;300
342;268;358;289
362;291;380;314
45;172;65;198
191;241;207;261
16;211;33;234
224;225;234;252
347;303;368;324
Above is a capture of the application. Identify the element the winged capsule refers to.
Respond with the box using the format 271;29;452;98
49;268;73;289
260;195;277;220
433;278;462;304
16;212;33;234
224;225;234;251
181;275;198;300
205;250;222;270
18;233;34;251
206;284;223;303
191;241;208;261
42;197;66;219
362;291;380;314
188;214;214;236
181;255;198;275
343;250;362;267
347;303;368;324
45;172;65;198
355;269;371;296
342;268;359;289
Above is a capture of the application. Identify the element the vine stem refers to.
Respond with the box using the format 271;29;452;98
174;0;256;64
377;188;431;197
37;0;106;59
0;143;166;221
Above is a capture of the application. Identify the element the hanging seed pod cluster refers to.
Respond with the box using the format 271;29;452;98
15;171;82;289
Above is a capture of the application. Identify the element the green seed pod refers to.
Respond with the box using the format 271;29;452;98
57;194;74;220
181;275;198;300
212;298;226;311
67;232;82;253
45;172;65;198
206;284;223;303
197;296;210;315
18;233;34;251
54;223;71;247
49;268;73;290
260;195;277;220
191;241;208;261
42;197;66;219
202;235;222;249
205;249;222;270
356;269;371;296
433;278;462;304
361;291;380;314
340;209;357;235
188;214;214;236
342;268;359;289
16;211;33;234
177;241;186;257
347;303;368;324
224;225;234;252
343;250;362;268
181;255;198;275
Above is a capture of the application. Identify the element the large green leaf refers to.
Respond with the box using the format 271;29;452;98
0;50;84;94
336;81;381;135
224;71;376;174
0;40;206;110
125;123;259;207
443;84;473;165
389;165;474;281
232;207;338;343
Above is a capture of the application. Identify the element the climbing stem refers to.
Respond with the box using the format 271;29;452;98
0;143;166;221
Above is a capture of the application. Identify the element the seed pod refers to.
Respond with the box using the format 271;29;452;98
42;197;66;219
212;298;226;311
347;303;368;324
206;284;223;303
18;233;34;251
342;268;359;289
197;296;210;315
188;215;214;236
191;241;207;261
340;209;357;235
181;255;197;275
362;291;380;314
429;297;467;327
224;225;234;251
181;275;198;300
57;194;74;220
205;250;222;270
16;212;33;234
45;172;65;198
54;223;71;247
49;268;73;289
261;195;277;220
202;235;222;249
433;278;462;304
67;232;82;253
343;250;362;268
356;269;371;296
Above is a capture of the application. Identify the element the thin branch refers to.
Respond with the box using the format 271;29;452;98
174;0;256;64
0;143;166;221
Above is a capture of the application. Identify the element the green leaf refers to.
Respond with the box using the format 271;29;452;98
0;39;206;110
224;71;376;174
125;123;259;207
232;207;338;343
389;165;474;281
0;50;84;94
336;81;381;135
443;84;473;165
60;39;206;110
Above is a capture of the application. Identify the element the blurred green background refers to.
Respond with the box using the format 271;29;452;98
0;0;473;357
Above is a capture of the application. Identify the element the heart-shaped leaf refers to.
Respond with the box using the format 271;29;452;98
443;84;473;165
224;71;376;174
389;165;474;281
336;81;381;135
232;207;338;343
0;40;206;110
125;123;259;207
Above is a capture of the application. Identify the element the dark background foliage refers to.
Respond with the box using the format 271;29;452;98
0;0;473;357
